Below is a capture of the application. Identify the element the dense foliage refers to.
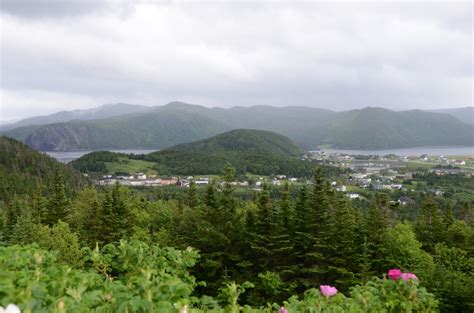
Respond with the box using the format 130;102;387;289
0;136;89;197
144;150;318;176
69;151;122;173
1;138;473;311
0;243;438;312
1;165;473;311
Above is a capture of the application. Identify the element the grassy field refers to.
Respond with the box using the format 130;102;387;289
406;160;474;171
105;157;157;175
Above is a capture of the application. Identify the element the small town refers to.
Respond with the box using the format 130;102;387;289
94;150;473;204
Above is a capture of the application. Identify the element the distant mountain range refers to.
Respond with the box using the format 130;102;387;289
2;102;473;150
0;103;151;131
430;107;474;125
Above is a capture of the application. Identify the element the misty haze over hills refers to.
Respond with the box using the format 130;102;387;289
430;107;474;125
0;103;151;131
2;102;473;151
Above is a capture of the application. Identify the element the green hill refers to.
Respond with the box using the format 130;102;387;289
168;129;304;156
4;102;474;150
0;136;89;196
17;103;231;150
70;130;320;176
311;107;474;149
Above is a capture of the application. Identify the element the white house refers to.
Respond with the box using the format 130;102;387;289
195;180;209;186
346;193;360;199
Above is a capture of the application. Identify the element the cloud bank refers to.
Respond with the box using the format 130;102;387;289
0;0;472;120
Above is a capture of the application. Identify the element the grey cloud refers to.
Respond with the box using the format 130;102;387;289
0;0;109;18
0;1;472;120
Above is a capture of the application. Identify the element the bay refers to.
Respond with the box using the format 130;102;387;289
319;146;474;156
44;149;159;163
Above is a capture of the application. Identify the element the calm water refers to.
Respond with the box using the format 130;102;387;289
46;146;474;164
45;149;159;163
320;146;474;156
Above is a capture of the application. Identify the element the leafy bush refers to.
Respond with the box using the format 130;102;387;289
0;241;199;312
0;242;439;312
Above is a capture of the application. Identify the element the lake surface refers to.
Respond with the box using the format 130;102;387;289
45;149;159;163
46;146;474;164
319;146;474;156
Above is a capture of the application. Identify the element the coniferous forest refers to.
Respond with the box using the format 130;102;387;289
1;138;473;312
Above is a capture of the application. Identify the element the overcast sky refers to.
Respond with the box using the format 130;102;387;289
0;0;472;121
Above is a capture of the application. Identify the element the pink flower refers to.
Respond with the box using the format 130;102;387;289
400;272;418;281
278;307;288;313
388;268;402;280
320;285;338;297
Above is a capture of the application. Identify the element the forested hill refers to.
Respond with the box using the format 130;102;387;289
70;130;324;176
0;136;89;196
167;129;305;156
4;102;474;150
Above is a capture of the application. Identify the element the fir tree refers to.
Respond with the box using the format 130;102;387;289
364;196;389;274
444;203;455;229
328;197;359;290
187;181;199;209
99;183;129;244
221;164;236;215
45;168;69;226
279;182;294;231
30;187;47;224
204;183;218;210
416;197;445;252
251;183;274;270
460;202;473;227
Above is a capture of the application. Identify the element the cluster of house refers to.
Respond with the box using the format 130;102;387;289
96;172;302;189
346;172;412;190
97;173;181;186
419;154;468;166
310;150;471;170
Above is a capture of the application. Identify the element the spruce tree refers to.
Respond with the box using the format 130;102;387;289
99;183;129;244
3;198;21;242
416;197;445;252
30;187;47;224
444;203;455;229
293;185;309;249
303;168;333;286
279;182;294;231
460;202;473;227
251;183;274;270
221;164;236;215
273;182;295;274
45;168;69;226
365;195;389;274
187;181;199;209
204;183;218;210
328;197;358;290
110;182;129;240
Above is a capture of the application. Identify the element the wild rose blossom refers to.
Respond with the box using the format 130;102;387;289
278;307;288;313
400;272;418;281
320;285;338;297
0;304;21;313
388;268;402;280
